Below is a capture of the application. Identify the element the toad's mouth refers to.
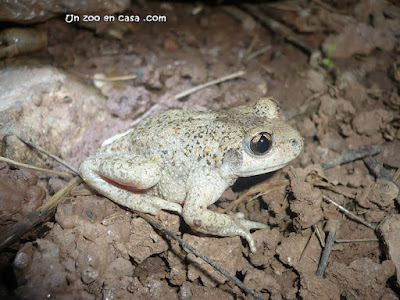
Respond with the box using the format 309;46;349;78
233;162;289;177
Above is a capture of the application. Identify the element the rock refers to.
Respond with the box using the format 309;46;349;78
322;23;395;59
378;215;400;286
0;0;129;24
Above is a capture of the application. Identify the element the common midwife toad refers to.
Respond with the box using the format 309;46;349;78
80;98;303;252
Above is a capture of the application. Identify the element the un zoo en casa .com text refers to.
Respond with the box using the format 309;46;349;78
65;14;167;23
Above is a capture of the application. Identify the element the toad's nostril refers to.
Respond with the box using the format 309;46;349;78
290;138;298;147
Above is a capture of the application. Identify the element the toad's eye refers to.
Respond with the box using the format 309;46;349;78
250;132;272;155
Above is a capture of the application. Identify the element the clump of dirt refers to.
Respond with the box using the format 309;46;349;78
1;1;400;299
0;165;46;231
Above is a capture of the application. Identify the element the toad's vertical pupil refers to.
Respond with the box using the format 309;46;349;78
257;135;270;153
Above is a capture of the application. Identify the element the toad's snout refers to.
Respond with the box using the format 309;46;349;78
288;134;304;157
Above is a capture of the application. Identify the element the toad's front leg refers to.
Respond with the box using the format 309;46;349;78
183;170;266;253
80;154;183;215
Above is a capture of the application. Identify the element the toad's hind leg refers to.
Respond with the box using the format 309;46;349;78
80;154;182;215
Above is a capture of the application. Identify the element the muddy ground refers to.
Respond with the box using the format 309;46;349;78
1;1;400;299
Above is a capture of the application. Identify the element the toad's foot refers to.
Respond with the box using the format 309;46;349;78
184;208;264;253
184;172;267;253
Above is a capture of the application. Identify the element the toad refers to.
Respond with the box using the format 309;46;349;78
80;98;303;252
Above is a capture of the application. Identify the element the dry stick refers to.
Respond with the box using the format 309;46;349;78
136;212;264;300
175;70;245;100
0;176;82;252
321;144;383;170
363;156;400;204
0;156;74;178
11;140;263;299
239;4;320;57
317;219;341;277
323;196;376;230
335;238;379;243
17;136;80;175
363;156;397;181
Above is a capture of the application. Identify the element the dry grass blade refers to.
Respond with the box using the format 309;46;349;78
66;69;137;82
242;34;259;61
221;181;288;213
314;223;325;248
242;45;271;62
323;196;376;230
0;156;74;178
175;70;245;100
300;228;316;261
91;74;137;82
393;168;400;181
0;176;82;251
17;136;80;175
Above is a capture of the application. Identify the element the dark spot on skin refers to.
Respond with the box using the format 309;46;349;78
193;219;202;228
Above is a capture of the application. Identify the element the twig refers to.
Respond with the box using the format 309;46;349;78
136;212;264;300
17;136;80;175
243;45;271;62
363;155;397;180
322;196;376;230
321;144;383;170
335;238;379;243
0;156;74;178
175;70;245;100
239;4;320;57
363;156;400;204
0;176;82;251
317;219;340;277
